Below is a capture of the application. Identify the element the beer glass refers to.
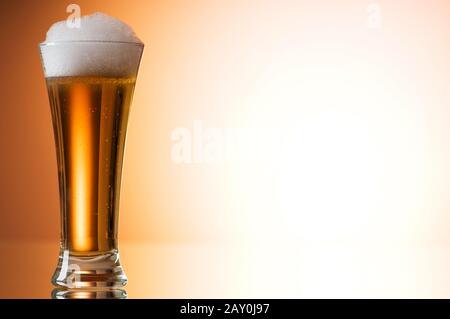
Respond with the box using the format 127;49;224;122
39;41;143;288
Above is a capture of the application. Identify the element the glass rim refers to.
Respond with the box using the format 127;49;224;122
39;40;144;47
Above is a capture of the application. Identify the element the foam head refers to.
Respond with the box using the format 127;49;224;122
40;13;144;78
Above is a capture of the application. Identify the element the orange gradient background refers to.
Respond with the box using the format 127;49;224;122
1;0;450;298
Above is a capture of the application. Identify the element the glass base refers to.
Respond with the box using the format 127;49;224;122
51;249;127;289
52;288;127;299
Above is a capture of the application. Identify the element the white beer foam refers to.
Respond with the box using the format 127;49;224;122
41;13;143;77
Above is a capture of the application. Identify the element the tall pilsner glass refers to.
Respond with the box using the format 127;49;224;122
39;41;143;288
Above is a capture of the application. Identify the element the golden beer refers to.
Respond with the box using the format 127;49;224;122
40;13;143;291
46;76;135;254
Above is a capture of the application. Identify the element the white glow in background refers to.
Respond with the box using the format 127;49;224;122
118;0;450;297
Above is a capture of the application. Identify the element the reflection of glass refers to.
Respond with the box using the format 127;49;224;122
39;41;143;288
52;289;127;299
